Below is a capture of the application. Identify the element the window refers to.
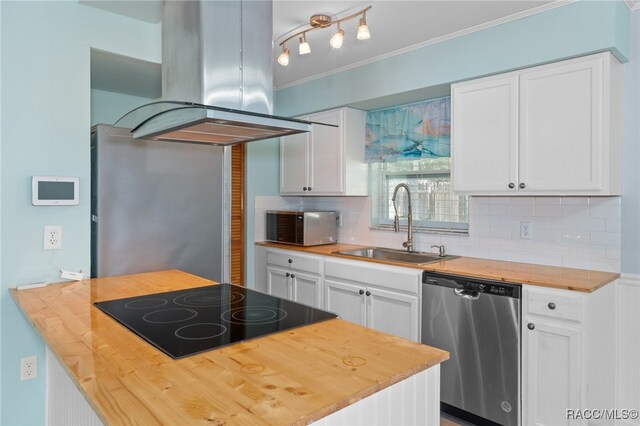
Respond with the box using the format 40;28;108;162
370;157;469;233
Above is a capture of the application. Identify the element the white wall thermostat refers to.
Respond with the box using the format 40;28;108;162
32;176;79;206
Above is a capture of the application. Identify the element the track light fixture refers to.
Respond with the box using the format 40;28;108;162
277;5;372;66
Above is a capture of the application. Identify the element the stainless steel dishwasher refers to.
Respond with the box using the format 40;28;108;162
422;272;521;426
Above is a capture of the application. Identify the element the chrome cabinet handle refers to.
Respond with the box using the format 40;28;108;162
548;302;556;310
285;272;290;277
303;187;307;191
290;274;295;278
519;183;526;189
365;291;371;296
359;289;364;295
508;183;515;189
288;259;293;264
528;323;535;330
453;288;479;300
308;187;312;191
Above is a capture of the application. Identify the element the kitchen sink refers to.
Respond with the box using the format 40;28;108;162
333;247;457;265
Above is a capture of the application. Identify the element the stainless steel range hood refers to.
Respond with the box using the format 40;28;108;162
114;1;312;145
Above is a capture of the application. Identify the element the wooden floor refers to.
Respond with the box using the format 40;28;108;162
441;413;473;426
442;418;462;426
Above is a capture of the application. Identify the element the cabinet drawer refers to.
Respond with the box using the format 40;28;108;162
324;258;420;294
267;249;322;275
526;286;583;323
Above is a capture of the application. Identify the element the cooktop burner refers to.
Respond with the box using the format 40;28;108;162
94;284;337;359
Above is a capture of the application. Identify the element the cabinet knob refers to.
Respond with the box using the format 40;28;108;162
527;323;535;330
288;259;293;264
359;289;364;295
508;183;515;189
290;274;295;279
308;187;312;191
303;187;308;191
365;291;371;296
285;272;290;277
548;302;556;310
519;183;526;189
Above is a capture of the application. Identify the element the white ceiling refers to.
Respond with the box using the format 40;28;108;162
272;0;557;87
82;0;561;93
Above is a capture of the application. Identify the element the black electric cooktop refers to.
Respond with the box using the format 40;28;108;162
94;284;337;359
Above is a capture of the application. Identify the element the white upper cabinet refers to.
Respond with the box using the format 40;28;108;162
279;127;309;194
452;52;621;195
280;107;368;196
452;75;519;192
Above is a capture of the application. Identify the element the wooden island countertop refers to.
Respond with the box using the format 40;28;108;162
256;242;619;293
10;270;448;425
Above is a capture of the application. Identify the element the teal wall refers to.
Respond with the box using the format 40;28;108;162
0;2;161;424
621;10;640;274
244;1;632;283
275;1;629;116
91;89;156;127
0;1;3;419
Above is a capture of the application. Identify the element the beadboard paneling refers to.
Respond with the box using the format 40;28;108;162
617;275;640;425
46;349;102;426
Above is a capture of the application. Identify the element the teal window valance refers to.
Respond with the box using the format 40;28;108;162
365;96;450;163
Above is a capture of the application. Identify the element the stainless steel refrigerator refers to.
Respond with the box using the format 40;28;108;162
91;124;225;281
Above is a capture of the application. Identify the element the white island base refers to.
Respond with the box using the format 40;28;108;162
47;350;441;426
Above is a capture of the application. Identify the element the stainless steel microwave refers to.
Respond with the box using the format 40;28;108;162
266;211;338;246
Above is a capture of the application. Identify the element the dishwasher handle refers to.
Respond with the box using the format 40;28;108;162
454;288;480;300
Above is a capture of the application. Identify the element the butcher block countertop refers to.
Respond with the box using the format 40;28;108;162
256;242;619;293
10;270;448;425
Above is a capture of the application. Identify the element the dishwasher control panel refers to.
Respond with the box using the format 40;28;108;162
422;272;521;299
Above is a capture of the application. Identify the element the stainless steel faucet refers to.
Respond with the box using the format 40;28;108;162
392;183;413;252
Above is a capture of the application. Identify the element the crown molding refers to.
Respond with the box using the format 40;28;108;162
275;0;575;90
625;0;640;11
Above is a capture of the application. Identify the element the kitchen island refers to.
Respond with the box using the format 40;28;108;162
10;270;448;425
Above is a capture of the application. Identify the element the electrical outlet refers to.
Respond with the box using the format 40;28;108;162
520;222;533;240
44;225;62;250
20;356;37;381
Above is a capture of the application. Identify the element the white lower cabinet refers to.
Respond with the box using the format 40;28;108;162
324;258;421;342
325;279;366;326
259;247;422;342
266;266;291;300
264;248;324;308
266;265;322;308
522;284;616;426
325;278;420;342
291;271;322;308
523;320;582;426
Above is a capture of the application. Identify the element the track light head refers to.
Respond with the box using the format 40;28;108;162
277;46;290;66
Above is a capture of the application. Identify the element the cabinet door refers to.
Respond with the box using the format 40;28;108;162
266;266;292;300
324;279;366;326
308;109;344;194
519;55;604;192
523;320;582;426
291;271;322;308
452;74;519;193
366;287;420;342
280;132;309;194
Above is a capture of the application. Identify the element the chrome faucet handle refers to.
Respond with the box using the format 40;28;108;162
431;244;446;257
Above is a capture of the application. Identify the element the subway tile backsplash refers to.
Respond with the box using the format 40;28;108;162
254;195;621;273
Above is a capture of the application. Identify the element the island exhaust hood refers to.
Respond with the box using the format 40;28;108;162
114;1;313;145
